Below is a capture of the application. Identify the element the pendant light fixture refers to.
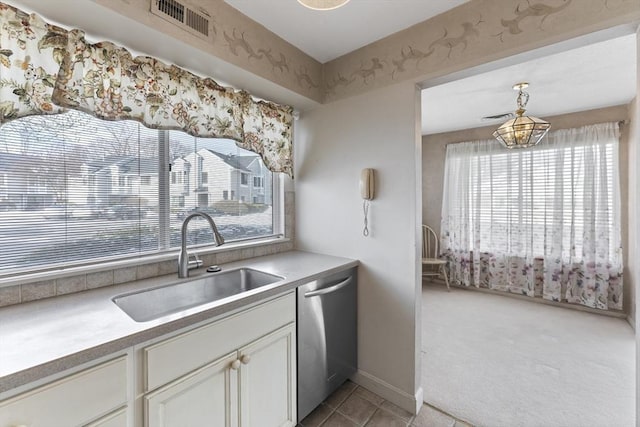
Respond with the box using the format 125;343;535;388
297;0;350;10
493;82;550;149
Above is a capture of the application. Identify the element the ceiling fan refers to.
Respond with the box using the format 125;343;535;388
481;112;516;122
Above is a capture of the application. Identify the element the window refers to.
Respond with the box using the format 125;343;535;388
240;173;249;186
171;196;185;207
253;177;263;188
440;123;622;310
223;190;229;200
0;110;278;276
201;172;208;184
443;137;618;259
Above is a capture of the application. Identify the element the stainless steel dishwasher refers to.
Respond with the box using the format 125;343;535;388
297;267;357;421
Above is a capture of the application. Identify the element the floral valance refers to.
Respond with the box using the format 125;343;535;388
0;2;294;178
0;3;67;119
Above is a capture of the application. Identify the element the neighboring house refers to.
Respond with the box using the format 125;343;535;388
82;156;158;207
0;152;55;210
170;148;271;208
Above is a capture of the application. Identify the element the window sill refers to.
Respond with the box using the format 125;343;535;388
0;236;291;289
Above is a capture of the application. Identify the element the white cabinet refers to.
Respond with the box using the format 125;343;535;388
0;292;296;427
144;323;296;427
145;352;238;427
239;324;296;427
0;356;129;427
143;292;297;427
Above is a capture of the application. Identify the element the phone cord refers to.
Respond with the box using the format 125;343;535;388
363;200;369;237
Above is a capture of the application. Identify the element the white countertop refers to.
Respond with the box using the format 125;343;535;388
0;250;358;393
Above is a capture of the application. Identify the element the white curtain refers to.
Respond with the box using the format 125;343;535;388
440;122;623;310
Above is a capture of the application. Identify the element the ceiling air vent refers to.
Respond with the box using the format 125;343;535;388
186;8;208;37
151;0;211;39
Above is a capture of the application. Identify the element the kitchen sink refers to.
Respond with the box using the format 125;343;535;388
113;268;284;322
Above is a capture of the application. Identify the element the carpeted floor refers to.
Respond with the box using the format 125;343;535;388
421;283;636;427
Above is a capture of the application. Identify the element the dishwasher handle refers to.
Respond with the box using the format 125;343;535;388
304;277;352;298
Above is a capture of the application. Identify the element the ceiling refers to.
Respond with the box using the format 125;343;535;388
224;0;469;63
422;34;637;135
223;1;636;136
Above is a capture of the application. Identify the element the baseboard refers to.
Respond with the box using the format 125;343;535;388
351;369;423;415
424;280;628;319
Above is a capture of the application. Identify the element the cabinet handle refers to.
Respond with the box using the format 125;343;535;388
240;354;251;365
230;359;241;370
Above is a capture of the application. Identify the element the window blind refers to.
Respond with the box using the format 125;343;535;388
0;110;276;276
463;143;614;259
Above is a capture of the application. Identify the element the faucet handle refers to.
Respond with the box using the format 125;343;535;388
188;253;203;270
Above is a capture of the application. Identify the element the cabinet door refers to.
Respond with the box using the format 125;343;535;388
145;352;237;427
238;323;296;427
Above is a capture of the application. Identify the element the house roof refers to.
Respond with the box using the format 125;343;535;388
205;149;257;172
85;155;130;173
117;158;157;175
88;156;158;175
0;152;37;171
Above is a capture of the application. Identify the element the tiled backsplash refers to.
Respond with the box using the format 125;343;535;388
0;192;295;308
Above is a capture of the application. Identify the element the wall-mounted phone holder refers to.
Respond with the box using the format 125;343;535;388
360;168;375;201
360;168;375;236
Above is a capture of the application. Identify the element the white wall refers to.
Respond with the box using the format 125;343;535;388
294;81;423;412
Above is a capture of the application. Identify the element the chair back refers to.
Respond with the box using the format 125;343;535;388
422;225;439;259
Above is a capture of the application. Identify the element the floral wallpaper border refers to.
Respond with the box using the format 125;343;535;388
322;0;639;101
96;0;323;104
9;0;639;105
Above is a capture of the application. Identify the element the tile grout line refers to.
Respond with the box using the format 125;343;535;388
343;384;415;426
310;381;358;427
306;381;467;427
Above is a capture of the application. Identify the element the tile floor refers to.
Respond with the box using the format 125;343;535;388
298;380;473;427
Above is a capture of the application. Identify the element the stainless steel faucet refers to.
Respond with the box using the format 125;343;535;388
178;212;225;278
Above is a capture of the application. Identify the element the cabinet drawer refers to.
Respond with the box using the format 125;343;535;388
0;357;127;427
145;292;295;391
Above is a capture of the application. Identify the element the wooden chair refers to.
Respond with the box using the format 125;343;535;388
422;225;450;291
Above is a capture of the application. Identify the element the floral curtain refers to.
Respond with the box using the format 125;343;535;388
52;29;246;141
0;3;67;120
440;122;623;310
0;2;294;178
241;99;294;179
